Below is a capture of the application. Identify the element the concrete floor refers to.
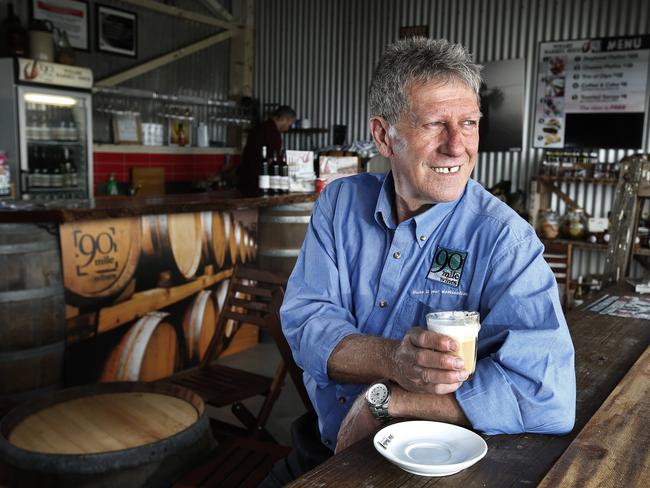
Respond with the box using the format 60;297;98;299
208;341;309;446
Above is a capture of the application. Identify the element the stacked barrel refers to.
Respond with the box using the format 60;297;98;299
58;211;257;384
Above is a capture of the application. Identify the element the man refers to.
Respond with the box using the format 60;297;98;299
236;105;296;196
281;36;576;462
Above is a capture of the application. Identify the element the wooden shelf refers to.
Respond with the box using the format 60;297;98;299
66;267;233;343
93;144;240;155
534;175;618;185
633;247;650;257
542;237;608;252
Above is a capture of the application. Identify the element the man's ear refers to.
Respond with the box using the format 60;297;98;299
369;117;394;158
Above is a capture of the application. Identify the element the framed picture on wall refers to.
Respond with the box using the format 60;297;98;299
168;118;191;147
96;4;138;57
112;113;142;145
31;0;89;51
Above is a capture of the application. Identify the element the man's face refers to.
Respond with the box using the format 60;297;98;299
385;79;480;205
276;116;295;132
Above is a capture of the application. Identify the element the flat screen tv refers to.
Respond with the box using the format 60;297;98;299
563;112;645;149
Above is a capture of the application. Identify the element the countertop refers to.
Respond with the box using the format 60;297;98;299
0;191;319;223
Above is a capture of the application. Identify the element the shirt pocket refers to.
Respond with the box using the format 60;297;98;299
396;283;469;334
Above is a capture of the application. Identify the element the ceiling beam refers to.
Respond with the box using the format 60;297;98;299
199;0;234;22
119;0;235;30
96;30;236;87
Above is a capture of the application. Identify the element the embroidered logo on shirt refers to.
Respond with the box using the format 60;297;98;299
427;246;467;287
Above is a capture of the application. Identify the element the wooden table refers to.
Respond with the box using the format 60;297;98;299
290;285;650;487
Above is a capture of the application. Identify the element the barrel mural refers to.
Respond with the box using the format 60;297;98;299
59;209;258;386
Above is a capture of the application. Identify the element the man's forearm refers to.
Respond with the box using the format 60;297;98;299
327;334;397;383
389;383;470;426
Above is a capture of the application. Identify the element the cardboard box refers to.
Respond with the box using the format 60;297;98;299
319;155;359;185
287;150;316;192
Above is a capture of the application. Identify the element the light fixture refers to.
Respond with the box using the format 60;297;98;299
24;93;77;107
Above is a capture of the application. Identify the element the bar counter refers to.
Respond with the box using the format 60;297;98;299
0;191;319;223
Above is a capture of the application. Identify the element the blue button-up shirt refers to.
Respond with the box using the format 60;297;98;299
281;172;576;449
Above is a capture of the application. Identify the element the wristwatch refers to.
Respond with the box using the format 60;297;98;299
365;380;392;421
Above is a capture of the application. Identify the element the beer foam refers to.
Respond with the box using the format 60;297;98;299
426;322;480;341
426;311;480;341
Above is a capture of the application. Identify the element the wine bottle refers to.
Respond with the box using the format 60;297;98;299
270;152;280;196
280;150;290;194
258;145;270;196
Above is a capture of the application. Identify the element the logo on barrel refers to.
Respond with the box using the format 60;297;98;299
72;227;119;278
427;246;467;287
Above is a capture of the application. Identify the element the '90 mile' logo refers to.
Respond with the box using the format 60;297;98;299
427;246;467;287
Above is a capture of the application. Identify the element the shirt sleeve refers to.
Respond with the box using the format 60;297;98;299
280;190;362;388
455;234;576;435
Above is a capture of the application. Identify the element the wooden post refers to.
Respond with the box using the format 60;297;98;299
603;155;650;285
227;0;254;148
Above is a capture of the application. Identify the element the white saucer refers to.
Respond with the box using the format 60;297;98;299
373;421;487;477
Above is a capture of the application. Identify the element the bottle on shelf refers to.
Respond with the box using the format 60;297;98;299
280;150;290;194
258;145;270;196
105;173;119;196
270;151;280;196
573;276;585;308
63;148;77;187
177;123;188;146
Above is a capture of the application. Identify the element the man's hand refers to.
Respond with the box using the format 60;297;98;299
335;393;381;454
389;327;468;394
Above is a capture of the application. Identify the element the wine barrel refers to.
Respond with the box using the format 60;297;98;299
221;212;234;266
101;312;179;382
200;211;227;269
141;213;202;280
240;226;256;264
224;213;242;266
257;202;314;274
0;382;215;487
0;223;65;414
182;291;216;363
59;218;141;306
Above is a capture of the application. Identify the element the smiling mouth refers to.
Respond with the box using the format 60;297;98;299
432;165;461;174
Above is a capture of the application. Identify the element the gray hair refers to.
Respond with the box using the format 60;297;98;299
368;37;482;124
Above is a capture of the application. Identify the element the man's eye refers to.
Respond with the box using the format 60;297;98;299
463;120;478;126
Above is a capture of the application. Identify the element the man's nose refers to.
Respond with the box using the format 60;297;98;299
440;126;466;157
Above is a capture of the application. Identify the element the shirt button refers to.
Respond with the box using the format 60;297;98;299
419;235;427;241
379;299;387;308
338;396;346;404
393;250;401;259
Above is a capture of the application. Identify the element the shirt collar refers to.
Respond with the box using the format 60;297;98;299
374;172;471;247
374;172;397;230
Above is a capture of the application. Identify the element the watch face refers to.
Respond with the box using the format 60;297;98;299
368;383;389;405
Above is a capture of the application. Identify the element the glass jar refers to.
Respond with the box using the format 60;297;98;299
537;209;560;240
562;208;588;239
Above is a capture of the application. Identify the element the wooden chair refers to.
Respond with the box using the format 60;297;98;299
543;240;573;309
173;436;291;488
167;265;312;439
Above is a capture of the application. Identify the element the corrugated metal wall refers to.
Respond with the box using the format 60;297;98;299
255;0;650;280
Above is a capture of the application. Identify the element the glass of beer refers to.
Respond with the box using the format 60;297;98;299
426;311;481;377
